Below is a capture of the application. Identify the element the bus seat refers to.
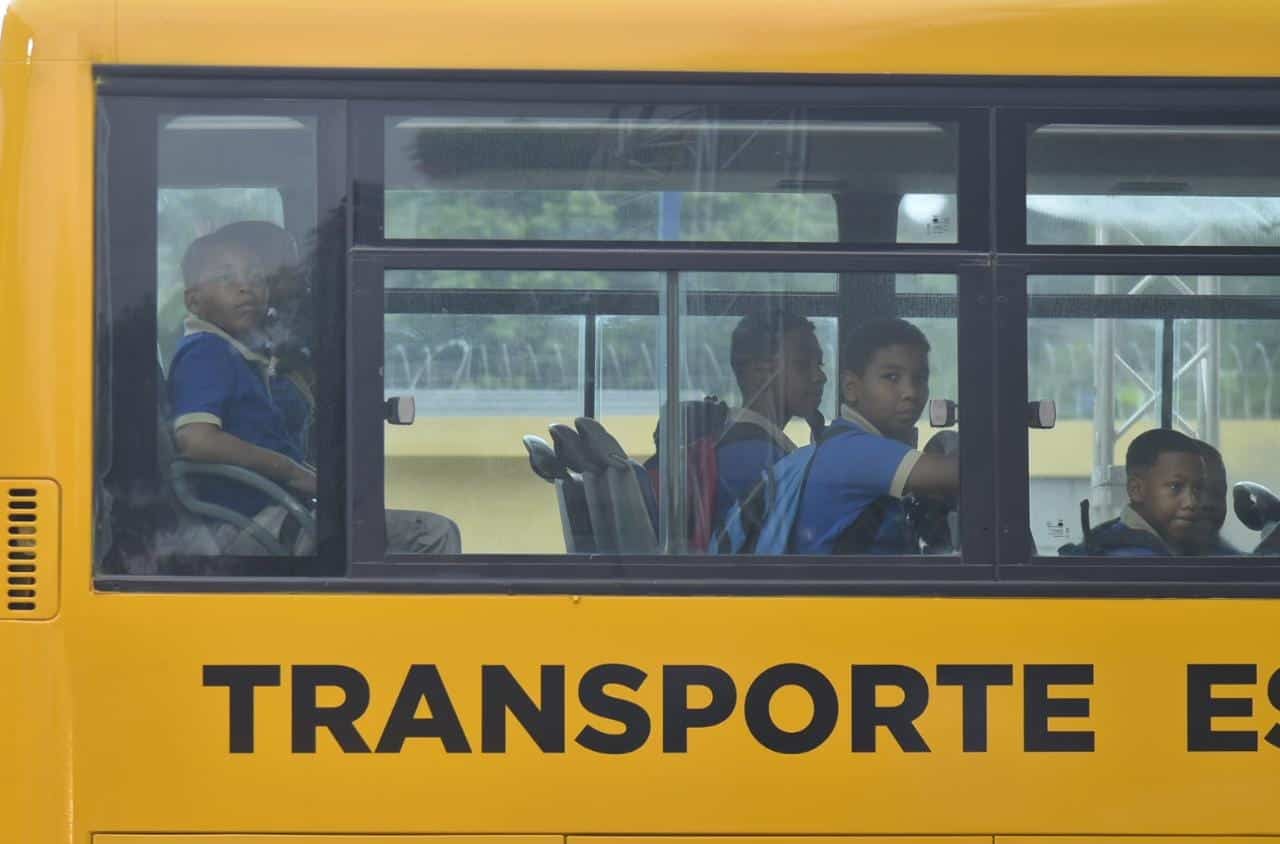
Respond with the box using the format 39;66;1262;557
1234;481;1280;554
575;417;658;553
549;422;616;553
522;434;595;554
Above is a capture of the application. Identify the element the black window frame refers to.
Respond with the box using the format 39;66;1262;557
92;68;1280;596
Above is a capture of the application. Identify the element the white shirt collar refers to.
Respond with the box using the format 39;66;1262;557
184;316;277;375
726;406;797;453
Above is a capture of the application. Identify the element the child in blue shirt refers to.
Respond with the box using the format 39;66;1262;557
169;224;460;555
170;231;317;516
1059;429;1206;557
714;310;828;530
790;318;959;554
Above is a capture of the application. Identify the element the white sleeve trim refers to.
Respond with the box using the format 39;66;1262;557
889;449;923;498
174;412;222;431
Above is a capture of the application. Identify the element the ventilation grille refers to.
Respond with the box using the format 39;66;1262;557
3;480;58;620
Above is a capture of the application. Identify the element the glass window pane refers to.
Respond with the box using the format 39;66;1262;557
682;273;958;557
382;271;958;559
1029;275;1280;558
384;311;585;555
102;111;326;573
385;110;957;244
1028;124;1280;247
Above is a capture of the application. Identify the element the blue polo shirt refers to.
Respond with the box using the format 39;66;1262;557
169;320;308;517
790;412;920;555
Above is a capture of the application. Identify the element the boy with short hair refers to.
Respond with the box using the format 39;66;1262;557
171;232;316;510
714;309;828;528
170;224;460;555
1059;428;1206;556
790;318;958;554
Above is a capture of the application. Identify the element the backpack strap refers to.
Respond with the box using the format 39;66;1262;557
717;420;774;447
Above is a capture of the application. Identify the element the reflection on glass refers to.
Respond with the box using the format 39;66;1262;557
385;111;957;243
1028;124;1280;247
1028;276;1280;558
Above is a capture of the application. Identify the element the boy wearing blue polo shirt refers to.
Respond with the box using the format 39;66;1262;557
790;318;959;554
170;225;461;555
170;232;317;519
714;310;828;529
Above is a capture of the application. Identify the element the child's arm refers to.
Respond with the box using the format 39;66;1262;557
176;422;316;497
903;453;959;498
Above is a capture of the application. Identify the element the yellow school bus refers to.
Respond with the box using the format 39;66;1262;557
6;1;1280;843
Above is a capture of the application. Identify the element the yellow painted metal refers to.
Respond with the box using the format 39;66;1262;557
1;479;60;619
578;839;991;844
108;0;1280;77
0;0;1277;76
54;595;1280;835
96;837;562;843
1000;840;1280;844
1;1;1280;843
0;0;114;63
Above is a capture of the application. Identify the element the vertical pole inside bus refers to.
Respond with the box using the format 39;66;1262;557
659;269;686;553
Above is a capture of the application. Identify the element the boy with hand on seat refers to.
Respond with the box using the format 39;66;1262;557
170;230;317;513
171;224;461;555
1059;428;1206;556
791;318;958;554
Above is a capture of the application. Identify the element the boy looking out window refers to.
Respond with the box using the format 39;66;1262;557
169;224;460;555
790;318;959;554
1059;428;1206;556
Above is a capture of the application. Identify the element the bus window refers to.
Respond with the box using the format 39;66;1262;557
1028;275;1280;557
381;270;960;557
382;270;660;555
1028;124;1280;247
98;111;327;573
383;110;956;244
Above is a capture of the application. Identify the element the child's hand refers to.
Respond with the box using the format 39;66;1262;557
288;466;318;498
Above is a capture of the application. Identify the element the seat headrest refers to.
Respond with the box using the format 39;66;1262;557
922;429;959;457
1234;481;1280;531
549;423;599;473
575;417;631;470
522;435;567;482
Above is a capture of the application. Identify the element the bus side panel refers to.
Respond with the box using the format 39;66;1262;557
113;0;1280;77
0;621;72;843
67;595;1280;836
0;56;95;844
0;0;115;63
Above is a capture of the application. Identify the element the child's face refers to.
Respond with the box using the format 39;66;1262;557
1129;450;1207;550
184;243;268;340
841;343;929;443
779;328;827;420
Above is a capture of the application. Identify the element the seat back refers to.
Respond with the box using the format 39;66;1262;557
522;435;595;554
550;423;616;553
576;417;658;554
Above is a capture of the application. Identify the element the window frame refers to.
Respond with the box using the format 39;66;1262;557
92;69;1280;595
